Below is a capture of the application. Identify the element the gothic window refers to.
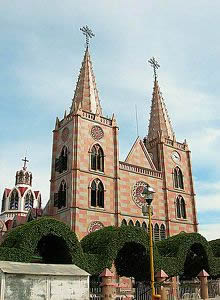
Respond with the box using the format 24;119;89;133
128;220;134;226
174;167;184;189
135;220;141;227
181;197;186;219
121;219;127;226
9;190;19;210
154;223;160;242
1;192;6;212
160;224;166;240
54;180;67;209
176;196;181;218
24;190;34;210
176;195;186;219
90;179;104;208
90;144;104;172
142;221;147;231
55;146;68;174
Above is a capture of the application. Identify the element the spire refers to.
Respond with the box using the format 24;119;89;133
147;57;175;141
70;26;102;116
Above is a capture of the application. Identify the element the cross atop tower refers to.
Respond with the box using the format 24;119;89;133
22;156;29;170
80;25;95;47
148;57;160;80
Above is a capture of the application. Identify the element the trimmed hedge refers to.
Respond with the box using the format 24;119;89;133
0;247;31;262
81;225;159;279
1;219;220;279
1;217;86;269
156;232;215;277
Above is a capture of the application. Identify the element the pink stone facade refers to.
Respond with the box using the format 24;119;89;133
44;48;198;240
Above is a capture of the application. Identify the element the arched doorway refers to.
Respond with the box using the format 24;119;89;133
115;242;150;281
36;234;72;264
183;243;209;279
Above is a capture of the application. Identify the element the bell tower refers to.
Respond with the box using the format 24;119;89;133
46;27;120;239
144;58;198;236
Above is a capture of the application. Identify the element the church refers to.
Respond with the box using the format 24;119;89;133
42;27;198;240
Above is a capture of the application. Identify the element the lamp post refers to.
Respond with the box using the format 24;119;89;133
142;185;156;297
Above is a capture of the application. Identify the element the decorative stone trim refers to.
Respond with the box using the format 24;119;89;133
91;125;104;140
88;221;104;233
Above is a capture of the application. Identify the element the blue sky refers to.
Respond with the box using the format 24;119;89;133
1;1;220;240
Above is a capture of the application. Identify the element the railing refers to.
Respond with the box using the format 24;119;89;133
100;116;112;126
82;111;96;120
208;280;220;298
119;162;162;179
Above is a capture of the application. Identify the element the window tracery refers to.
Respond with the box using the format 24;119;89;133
54;180;67;209
91;144;104;172
90;179;104;208
154;223;160;242
160;224;166;240
174;167;184;189
55;146;68;174
24;190;34;210
176;195;186;219
9;190;19;210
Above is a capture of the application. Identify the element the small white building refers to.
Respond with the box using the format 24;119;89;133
0;261;90;300
0;157;42;227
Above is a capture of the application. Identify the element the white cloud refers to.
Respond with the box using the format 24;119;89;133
199;224;220;241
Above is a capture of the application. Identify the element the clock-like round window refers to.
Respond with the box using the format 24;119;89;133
88;221;104;233
171;151;181;164
132;181;149;208
91;126;104;141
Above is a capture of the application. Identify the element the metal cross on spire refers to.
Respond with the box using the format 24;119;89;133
22;156;29;170
148;57;160;80
80;25;95;47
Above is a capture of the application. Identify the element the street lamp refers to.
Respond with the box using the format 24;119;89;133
142;185;156;297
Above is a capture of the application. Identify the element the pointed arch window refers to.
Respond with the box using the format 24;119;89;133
154;223;160;242
121;219;127;226
142;222;147;232
160;224;166;240
174;167;184;189
2;192;6;212
176;195;186;219
9;190;19;210
91;144;104;172
54;180;67;209
135;220;141;227
24;190;34;210
55;146;68;173
90;179;104;208
128;220;134;226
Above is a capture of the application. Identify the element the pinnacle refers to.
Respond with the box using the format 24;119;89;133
70;47;102;116
147;79;175;141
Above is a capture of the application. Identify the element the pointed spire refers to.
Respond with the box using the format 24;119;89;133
71;26;102;116
70;47;102;116
147;58;175;141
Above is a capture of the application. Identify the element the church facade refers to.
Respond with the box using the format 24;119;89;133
0;159;42;232
44;45;198;240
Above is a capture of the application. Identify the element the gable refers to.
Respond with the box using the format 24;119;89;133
125;137;156;170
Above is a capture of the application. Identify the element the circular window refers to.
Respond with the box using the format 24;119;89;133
91;126;104;141
88;221;104;233
132;181;149;208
